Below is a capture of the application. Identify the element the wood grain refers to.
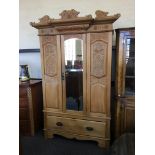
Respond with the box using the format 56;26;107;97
31;9;120;148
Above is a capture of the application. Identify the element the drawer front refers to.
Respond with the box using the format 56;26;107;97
19;87;27;98
47;116;106;138
19;98;28;108
19;108;29;120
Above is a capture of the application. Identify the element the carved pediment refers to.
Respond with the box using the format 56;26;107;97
30;9;120;29
30;15;53;27
59;9;80;20
95;10;109;18
95;10;121;22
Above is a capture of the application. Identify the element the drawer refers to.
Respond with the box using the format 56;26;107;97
47;116;106;138
19;87;27;98
19;98;28;108
19;108;29;120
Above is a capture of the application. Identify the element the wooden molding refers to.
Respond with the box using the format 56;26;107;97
30;9;120;29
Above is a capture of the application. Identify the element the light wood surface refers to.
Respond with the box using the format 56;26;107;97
31;9;120;148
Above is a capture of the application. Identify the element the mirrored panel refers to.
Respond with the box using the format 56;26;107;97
64;38;83;111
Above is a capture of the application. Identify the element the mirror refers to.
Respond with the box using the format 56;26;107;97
64;38;83;111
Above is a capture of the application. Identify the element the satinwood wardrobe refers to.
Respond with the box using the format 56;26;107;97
31;9;120;148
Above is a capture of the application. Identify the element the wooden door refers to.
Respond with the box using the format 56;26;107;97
39;35;62;112
87;32;112;118
121;97;135;133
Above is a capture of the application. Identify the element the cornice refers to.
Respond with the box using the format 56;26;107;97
30;9;120;29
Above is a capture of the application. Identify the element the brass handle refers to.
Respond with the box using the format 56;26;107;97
86;127;93;131
56;122;63;126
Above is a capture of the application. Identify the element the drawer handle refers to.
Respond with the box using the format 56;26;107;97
56;122;63;126
86;127;94;131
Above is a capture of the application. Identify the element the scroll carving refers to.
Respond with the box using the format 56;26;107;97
95;10;121;20
44;44;57;77
39;15;51;24
30;15;53;27
91;41;107;78
95;10;109;18
59;9;80;19
30;9;120;28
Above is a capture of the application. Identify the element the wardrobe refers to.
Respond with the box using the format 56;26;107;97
31;9;120;148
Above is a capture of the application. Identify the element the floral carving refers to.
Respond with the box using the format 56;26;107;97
30;15;52;27
95;10;121;20
44;44;57;77
59;9;80;19
91;41;107;78
95;10;109;18
30;9;120;28
39;15;51;24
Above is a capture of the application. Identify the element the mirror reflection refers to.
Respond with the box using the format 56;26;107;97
64;38;83;111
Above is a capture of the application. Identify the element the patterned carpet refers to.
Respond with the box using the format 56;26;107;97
20;131;109;155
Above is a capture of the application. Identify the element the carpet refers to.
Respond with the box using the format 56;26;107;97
21;131;109;155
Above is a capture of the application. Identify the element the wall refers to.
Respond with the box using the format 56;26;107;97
19;0;135;78
19;52;42;78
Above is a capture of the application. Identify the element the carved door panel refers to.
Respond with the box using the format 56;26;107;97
87;32;112;117
40;35;62;111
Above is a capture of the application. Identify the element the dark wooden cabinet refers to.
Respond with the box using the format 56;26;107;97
19;80;43;136
115;28;135;138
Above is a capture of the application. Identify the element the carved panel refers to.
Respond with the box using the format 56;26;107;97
45;80;59;109
55;24;90;32
44;43;57;77
90;33;109;42
88;24;112;32
42;36;57;45
91;41;107;78
90;84;107;113
90;77;107;85
39;28;58;36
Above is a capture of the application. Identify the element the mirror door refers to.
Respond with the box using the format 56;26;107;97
61;35;86;112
